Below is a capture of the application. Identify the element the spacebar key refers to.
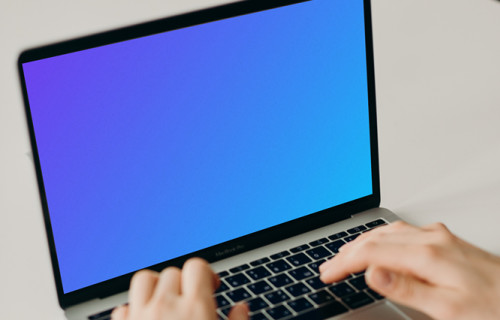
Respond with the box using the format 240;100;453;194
289;301;348;320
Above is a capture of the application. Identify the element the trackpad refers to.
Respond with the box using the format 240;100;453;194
341;302;409;320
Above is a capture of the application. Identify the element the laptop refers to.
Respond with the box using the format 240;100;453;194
17;0;431;319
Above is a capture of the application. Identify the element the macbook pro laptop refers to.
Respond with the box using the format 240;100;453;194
18;0;430;319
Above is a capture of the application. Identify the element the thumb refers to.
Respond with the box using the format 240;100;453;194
365;266;447;317
110;304;129;320
227;303;249;320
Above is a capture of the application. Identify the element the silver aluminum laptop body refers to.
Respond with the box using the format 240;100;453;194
66;208;432;320
18;0;431;319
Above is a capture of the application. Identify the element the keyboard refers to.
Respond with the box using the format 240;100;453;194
89;219;387;320
214;219;386;320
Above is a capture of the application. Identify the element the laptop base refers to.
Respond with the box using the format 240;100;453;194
66;208;430;320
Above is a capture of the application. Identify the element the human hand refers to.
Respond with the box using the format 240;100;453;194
319;221;500;319
111;258;248;320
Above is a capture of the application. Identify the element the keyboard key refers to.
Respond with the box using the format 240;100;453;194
248;280;273;295
246;266;271;280
266;305;292;319
265;289;291;304
287;297;314;313
286;253;312;267
308;290;335;305
230;264;250;274
215;280;230;293
308;259;326;274
250;313;268;320
270;251;290;260
285;283;311;297
288;266;314;281
267;260;292;273
329;283;355;298
250;257;270;267
289;301;348;320
366;288;385;300
226;273;251;288
342;292;374;309
215;295;230;308
219;307;231;316
218;271;229;278
305;247;331;260
290;244;310;253
226;288;252;303
268;273;294;287
325;239;345;253
328;231;348;240
89;308;113;320
347;225;367;234
309;238;328;247
306;276;328;290
344;234;360;242
349;276;368;290
366;219;387;229
247;297;269;312
90;315;110;320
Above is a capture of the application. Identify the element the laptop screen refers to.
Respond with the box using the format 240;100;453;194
21;0;372;294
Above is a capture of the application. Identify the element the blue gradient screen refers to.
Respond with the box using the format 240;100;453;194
22;0;372;293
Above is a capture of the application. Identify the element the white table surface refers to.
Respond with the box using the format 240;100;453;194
1;0;500;319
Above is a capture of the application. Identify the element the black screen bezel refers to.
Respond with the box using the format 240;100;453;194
18;0;380;308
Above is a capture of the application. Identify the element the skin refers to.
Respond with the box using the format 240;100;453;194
319;221;500;319
111;258;248;320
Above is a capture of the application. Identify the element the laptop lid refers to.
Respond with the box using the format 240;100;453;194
18;0;380;309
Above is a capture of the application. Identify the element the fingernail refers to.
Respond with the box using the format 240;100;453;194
231;303;249;320
319;275;328;284
319;261;327;272
338;242;353;252
319;269;331;283
372;269;393;288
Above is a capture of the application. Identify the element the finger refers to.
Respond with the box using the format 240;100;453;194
111;304;129;320
228;303;249;320
365;266;455;318
319;240;410;283
319;239;447;284
182;258;218;298
422;222;449;232
319;221;419;273
214;273;221;292
129;270;159;307
319;228;403;277
319;220;443;277
153;266;182;300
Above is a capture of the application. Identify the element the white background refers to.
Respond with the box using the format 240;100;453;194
1;0;500;318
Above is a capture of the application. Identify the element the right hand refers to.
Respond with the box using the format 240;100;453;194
319;221;500;319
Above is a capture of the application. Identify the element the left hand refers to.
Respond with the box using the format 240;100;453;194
111;258;248;320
